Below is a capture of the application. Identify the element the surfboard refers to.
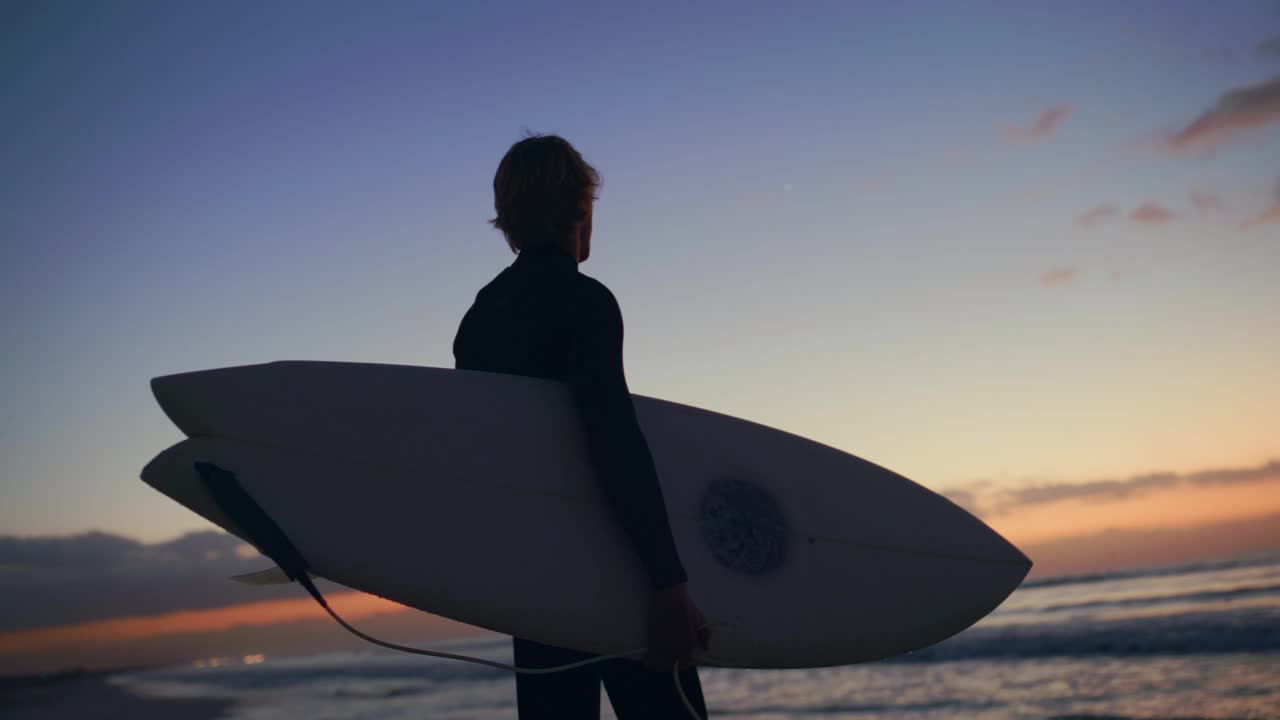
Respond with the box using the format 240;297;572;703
141;361;1030;669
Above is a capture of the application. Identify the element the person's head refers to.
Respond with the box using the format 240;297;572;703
489;133;601;262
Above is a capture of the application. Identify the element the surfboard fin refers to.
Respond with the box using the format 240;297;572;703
230;566;315;585
193;461;332;612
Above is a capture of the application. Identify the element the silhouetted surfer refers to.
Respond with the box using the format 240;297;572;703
454;133;710;719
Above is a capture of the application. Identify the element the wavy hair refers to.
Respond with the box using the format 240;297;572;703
489;132;601;253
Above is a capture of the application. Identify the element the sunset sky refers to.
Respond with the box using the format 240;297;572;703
2;1;1279;674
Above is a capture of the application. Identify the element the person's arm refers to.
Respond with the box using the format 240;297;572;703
567;284;688;590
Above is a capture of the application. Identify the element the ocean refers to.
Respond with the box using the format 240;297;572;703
111;554;1280;719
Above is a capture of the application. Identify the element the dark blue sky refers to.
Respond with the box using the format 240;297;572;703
3;1;1278;540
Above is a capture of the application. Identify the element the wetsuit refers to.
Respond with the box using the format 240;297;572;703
453;243;708;719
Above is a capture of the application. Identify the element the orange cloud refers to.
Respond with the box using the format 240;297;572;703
1238;179;1280;231
989;475;1280;547
944;458;1280;520
1129;201;1175;225
1024;512;1280;578
0;589;406;656
0;590;487;676
1189;189;1224;211
1162;74;1280;152
1074;204;1119;228
1239;204;1280;231
1004;104;1072;142
940;458;1280;552
1039;267;1079;288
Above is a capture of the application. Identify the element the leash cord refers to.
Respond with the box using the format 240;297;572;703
193;460;729;719
296;571;732;719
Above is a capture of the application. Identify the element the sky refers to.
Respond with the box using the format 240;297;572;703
2;0;1279;673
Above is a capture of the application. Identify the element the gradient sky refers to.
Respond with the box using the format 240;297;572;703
3;1;1279;551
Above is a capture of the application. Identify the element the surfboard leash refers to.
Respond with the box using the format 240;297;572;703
193;460;736;719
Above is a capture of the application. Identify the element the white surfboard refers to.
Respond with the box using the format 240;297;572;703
141;361;1030;669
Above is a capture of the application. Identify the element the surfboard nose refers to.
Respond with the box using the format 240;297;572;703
933;485;1032;572
991;534;1034;599
1007;537;1033;569
977;519;1033;570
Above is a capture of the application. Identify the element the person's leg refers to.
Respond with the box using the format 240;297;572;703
512;636;602;720
599;657;708;720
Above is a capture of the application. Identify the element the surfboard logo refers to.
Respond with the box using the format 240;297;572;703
698;477;789;575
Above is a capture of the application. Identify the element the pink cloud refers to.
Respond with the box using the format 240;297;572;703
1189;189;1224;211
939;146;977;164
1074;204;1120;228
1004;105;1073;142
1130;202;1175;225
1162;74;1280;152
1040;267;1079;288
1238;179;1280;232
1199;48;1240;67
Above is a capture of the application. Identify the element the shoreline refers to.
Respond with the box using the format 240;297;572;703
1;670;233;720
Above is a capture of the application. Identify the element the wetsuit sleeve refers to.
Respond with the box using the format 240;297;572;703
567;285;688;590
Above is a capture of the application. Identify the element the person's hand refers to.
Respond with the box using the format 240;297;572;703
643;582;711;672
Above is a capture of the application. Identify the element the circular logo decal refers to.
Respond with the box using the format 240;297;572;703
698;477;788;575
